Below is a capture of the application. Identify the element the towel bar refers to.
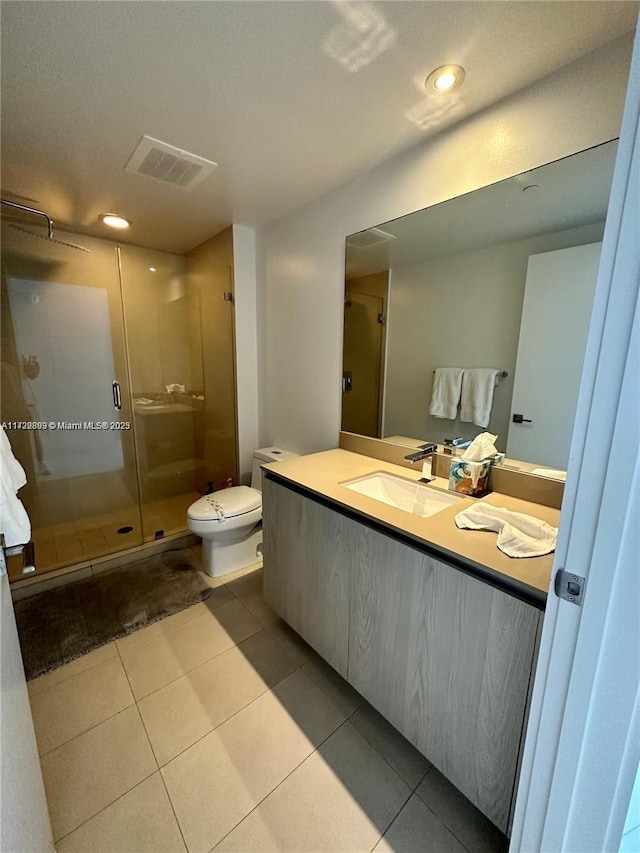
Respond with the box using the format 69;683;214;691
432;369;508;378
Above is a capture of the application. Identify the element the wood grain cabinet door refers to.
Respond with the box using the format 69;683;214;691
262;478;351;676
348;524;540;833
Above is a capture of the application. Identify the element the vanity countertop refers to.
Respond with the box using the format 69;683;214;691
263;448;559;608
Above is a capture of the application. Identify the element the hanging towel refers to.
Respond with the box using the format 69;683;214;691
460;368;499;428
429;368;464;420
0;426;31;548
454;504;557;558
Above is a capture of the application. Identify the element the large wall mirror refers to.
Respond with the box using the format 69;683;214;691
341;140;617;476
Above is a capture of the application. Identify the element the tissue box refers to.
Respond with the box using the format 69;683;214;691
448;459;492;497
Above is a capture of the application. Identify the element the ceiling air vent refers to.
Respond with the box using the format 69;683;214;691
347;227;396;248
125;135;217;192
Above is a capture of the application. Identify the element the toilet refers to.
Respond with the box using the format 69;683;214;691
187;447;298;577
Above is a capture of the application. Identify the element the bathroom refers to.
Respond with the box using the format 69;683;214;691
1;3;639;853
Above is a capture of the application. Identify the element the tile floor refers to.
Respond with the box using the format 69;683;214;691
30;492;199;573
27;546;509;853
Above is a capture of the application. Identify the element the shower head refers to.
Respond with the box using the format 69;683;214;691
1;197;91;253
7;223;92;253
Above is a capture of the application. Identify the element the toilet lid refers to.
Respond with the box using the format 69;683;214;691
188;486;261;521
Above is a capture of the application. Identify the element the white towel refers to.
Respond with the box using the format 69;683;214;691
460;368;499;428
455;504;557;558
531;468;567;482
429;368;464;420
0;427;31;548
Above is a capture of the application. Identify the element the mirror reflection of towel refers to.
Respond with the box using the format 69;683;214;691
460;368;499;428
429;368;464;420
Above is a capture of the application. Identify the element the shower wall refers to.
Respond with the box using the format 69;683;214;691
1;221;239;580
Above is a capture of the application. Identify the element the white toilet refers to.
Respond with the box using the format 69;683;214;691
187;447;298;577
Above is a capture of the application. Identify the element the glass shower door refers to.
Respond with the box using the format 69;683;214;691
118;245;202;542
0;222;143;578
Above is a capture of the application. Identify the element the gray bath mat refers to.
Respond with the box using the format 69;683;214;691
14;551;212;681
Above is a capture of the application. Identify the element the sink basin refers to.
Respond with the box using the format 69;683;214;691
343;471;462;518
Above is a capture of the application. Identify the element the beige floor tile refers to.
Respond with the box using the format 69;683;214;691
225;569;277;625
225;567;263;598
41;705;157;841
120;599;261;699
28;642;118;697
55;539;86;564
115;587;235;655
55;773;186;853
416;768;509;853
103;524;142;550
141;492;199;541
265;617;315;667
76;527;109;546
198;558;264;590
373;793;466;853
350;702;432;789
215;721;410;852
301;653;364;717
32;542;59;572
162;669;345;853
31;655;134;755
139;630;298;765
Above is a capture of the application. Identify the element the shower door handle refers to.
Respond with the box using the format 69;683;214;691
112;380;122;411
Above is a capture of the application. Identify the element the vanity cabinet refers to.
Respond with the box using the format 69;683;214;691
263;475;542;834
262;477;351;676
348;522;540;832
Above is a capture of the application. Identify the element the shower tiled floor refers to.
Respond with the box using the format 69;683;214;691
30;492;200;573
27;546;508;853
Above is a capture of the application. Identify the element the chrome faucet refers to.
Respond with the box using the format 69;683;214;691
403;443;437;463
404;444;438;482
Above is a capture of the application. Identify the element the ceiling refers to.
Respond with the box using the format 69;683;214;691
345;139;617;277
1;1;637;254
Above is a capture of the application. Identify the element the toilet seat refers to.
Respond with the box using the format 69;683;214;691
188;486;261;522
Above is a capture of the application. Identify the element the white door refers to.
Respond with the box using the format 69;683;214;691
0;564;54;852
506;242;601;470
510;20;640;852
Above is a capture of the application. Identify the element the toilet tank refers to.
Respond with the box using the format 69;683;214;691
251;447;299;491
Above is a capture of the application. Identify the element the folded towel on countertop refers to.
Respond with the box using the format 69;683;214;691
0;426;31;548
460;368;499;428
429;368;464;420
454;503;557;558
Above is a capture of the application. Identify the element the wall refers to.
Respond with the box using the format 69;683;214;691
232;225;260;482
258;34;634;455
383;222;603;446
0;570;54;852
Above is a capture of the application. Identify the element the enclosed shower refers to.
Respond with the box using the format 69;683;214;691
1;206;238;580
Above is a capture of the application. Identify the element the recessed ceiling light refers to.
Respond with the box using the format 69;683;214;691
100;213;131;229
425;65;465;95
148;267;157;272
